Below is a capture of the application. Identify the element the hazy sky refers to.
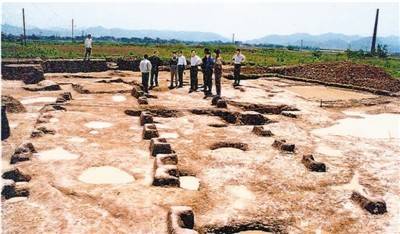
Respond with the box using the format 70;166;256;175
2;1;399;40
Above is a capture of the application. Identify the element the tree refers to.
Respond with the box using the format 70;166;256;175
377;44;388;58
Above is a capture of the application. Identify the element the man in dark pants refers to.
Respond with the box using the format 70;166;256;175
189;50;202;93
214;49;223;96
201;48;214;97
139;54;152;94
1;105;10;140
169;51;178;89
83;34;92;61
149;50;162;89
232;48;246;86
177;50;187;88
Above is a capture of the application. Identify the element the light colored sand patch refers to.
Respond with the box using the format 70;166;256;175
313;113;400;139
35;147;79;161
5;197;28;203
9;122;19;128
67;137;86;143
332;171;367;195
112;95;127;102
89;130;99;135
286;85;374;101
78;166;134;184
179;176;200;190
49;118;59;123
84;121;113;129
315;144;343;157
209;148;246;160
20;97;57;105
160;132;179;139
384;193;400;233
131;135;142;143
226;185;255;209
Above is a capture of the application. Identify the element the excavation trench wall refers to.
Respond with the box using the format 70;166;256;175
2;59;108;74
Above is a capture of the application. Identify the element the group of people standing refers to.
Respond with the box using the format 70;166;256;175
83;35;246;97
139;48;246;98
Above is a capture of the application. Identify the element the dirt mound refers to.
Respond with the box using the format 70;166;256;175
1;95;26;113
237;62;400;93
279;62;400;92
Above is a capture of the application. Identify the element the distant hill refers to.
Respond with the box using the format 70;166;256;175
247;33;400;53
1;24;229;42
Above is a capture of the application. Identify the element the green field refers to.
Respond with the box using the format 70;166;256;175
2;41;400;78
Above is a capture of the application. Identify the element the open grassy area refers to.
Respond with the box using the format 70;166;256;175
2;41;400;78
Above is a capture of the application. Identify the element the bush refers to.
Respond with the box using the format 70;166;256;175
312;50;322;59
377;44;388;58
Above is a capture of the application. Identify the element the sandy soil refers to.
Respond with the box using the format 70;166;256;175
2;70;400;234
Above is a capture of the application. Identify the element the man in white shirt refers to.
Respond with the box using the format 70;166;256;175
189;50;202;93
139;54;152;94
177;50;187;88
232;48;246;86
84;34;92;61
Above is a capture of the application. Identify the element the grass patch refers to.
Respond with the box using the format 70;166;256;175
2;41;399;78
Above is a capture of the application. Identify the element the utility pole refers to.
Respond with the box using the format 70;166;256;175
232;33;235;44
370;8;379;54
22;8;26;45
71;19;74;42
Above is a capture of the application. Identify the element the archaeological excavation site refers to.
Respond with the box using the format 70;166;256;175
1;58;400;233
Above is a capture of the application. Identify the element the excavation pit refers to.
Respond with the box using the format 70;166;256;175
1;95;26;113
350;191;387;215
228;101;299;115
131;85;144;98
210;142;249;151
208;123;228;128
2;168;31;182
150;138;173;156
140;112;153;126
152;165;180;187
201;221;285;234
138;96;148;105
216;99;228;108
154;154;178;166
252;126;273;137
211;96;221;105
301;155;326;172
168;206;198;234
239;111;268;125
1;179;30;200
142;123;159;140
10;142;37;164
272;139;295;152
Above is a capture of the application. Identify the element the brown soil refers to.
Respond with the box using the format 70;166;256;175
237;62;400;93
